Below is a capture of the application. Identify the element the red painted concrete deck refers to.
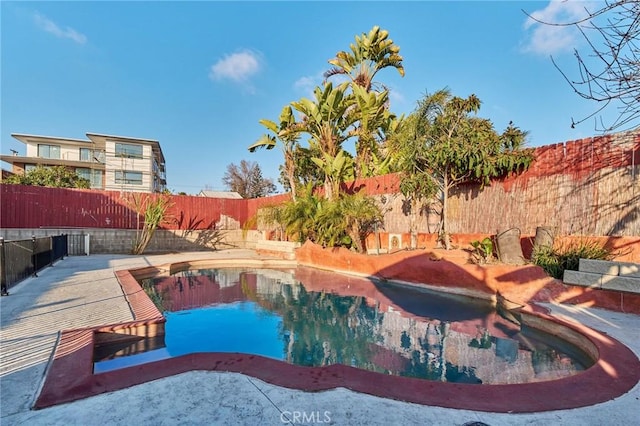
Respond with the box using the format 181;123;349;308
35;249;640;413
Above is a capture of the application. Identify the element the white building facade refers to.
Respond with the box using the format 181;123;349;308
1;132;167;193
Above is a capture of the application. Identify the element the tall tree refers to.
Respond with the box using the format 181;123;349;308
325;26;405;178
249;106;301;200
393;88;534;249
387;114;438;249
222;160;276;198
526;1;640;131
5;165;90;188
290;82;357;200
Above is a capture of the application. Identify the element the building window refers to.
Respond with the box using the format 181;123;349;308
115;143;143;159
115;170;143;185
76;168;90;181
25;164;37;172
76;168;103;187
37;144;60;159
79;148;91;162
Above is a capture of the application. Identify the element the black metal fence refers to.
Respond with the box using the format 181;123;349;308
0;235;69;295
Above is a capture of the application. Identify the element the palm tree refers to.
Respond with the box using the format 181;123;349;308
290;82;356;200
249;106;301;200
387;113;438;249
338;192;383;254
281;183;321;243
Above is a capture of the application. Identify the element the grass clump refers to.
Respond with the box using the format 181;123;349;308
531;239;616;279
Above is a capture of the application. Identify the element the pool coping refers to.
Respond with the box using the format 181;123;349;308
34;258;640;413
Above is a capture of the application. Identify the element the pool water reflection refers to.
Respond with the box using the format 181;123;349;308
94;267;593;384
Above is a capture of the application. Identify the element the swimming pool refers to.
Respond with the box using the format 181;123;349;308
94;266;592;385
36;257;640;412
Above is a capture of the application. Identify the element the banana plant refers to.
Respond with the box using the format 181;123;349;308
310;150;354;199
325;26;405;92
348;85;399;178
249;105;301;200
291;82;356;200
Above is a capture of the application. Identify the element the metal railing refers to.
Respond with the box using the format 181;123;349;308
0;234;73;295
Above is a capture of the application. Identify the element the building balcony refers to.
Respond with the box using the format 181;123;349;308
0;155;107;170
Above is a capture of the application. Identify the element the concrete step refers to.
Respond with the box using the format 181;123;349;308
254;240;301;260
601;275;640;293
579;259;640;277
563;270;602;288
564;266;640;294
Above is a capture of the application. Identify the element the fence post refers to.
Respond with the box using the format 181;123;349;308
32;236;38;277
1;238;7;296
84;234;90;256
62;234;68;259
49;235;54;267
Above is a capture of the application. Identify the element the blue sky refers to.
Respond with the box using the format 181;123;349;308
1;1;616;194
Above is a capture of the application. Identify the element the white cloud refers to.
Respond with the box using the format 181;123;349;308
209;50;262;83
33;12;87;44
293;75;320;95
522;0;597;55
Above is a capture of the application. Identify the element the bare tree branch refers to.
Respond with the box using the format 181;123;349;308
222;160;276;198
525;0;640;132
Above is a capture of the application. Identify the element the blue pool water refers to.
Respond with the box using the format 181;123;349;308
167;303;284;358
94;267;593;384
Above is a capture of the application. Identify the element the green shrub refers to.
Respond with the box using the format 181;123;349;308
5;165;90;188
470;237;494;264
278;185;382;253
532;239;616;279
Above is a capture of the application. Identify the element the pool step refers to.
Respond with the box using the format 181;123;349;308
255;240;300;260
563;259;640;294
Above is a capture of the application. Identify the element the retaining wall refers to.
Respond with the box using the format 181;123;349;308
0;228;264;254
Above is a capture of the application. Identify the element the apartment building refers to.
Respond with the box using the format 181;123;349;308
1;132;167;193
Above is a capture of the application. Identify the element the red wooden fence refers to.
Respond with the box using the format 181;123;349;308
0;185;250;230
1;131;638;232
1;185;138;229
